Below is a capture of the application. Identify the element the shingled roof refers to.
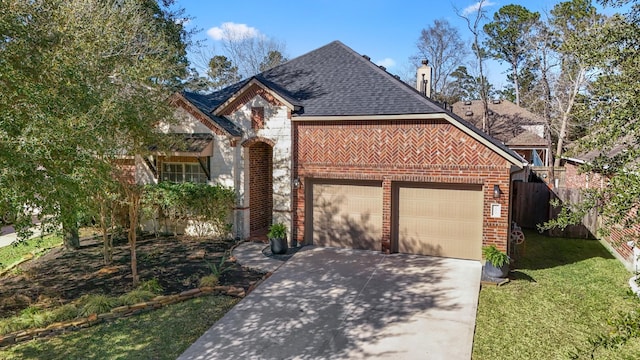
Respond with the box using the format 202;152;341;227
179;41;525;166
182;41;444;118
451;99;548;146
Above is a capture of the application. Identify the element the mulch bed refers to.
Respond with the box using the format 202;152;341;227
0;234;264;318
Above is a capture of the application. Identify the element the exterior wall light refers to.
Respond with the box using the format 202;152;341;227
293;178;301;189
493;184;503;199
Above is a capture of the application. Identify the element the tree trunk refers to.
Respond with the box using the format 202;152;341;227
127;189;141;287
513;64;520;107
99;201;112;264
61;206;80;250
554;114;568;168
63;225;80;250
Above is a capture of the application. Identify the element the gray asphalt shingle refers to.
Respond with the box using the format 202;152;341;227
178;40;523;164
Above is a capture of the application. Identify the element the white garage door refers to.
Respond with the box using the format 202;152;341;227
310;181;382;251
395;185;483;260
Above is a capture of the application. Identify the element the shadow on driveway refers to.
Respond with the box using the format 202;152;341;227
179;246;481;359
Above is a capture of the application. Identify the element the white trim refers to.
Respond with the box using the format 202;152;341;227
561;156;587;164
293;113;444;121
293;113;525;168
212;78;295;116
172;93;235;137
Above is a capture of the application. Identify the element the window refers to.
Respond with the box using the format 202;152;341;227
162;163;208;183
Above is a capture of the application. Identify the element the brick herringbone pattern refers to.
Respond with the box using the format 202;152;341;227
298;120;504;167
292;118;512;253
220;84;283;115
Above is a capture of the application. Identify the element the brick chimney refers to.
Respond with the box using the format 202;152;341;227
416;59;432;98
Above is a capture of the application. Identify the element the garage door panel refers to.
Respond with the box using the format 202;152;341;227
312;183;381;251
397;186;483;260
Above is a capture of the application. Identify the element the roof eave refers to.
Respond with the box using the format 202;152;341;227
211;78;297;116
172;93;237;138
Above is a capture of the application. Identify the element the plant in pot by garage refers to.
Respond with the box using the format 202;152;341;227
482;245;510;278
268;223;288;255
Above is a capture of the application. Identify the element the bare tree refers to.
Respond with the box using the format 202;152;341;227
218;26;287;77
188;30;287;89
411;19;468;103
456;0;491;132
549;0;603;167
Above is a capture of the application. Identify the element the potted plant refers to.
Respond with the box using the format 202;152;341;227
482;245;510;278
268;223;288;255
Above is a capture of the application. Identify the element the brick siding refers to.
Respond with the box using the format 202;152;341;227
249;142;273;234
563;162;639;266
564;162;605;190
293;119;512;253
219;84;283;116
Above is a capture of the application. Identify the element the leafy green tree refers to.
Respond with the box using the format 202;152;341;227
543;0;639;249
447;66;477;103
207;55;241;89
484;4;540;107
259;50;287;72
0;0;189;284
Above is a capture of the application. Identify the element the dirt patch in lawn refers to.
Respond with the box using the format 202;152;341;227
0;235;264;318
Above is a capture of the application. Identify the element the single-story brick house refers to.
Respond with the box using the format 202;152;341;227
138;41;526;260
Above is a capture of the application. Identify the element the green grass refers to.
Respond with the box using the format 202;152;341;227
0;295;239;360
473;231;640;359
0;235;62;270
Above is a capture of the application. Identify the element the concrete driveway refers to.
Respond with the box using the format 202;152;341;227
179;246;482;360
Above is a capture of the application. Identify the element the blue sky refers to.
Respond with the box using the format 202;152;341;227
174;0;621;90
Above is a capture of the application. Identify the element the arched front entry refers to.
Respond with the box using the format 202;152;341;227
248;141;273;237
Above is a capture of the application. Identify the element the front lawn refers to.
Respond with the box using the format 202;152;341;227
473;231;640;359
0;234;62;271
0;294;238;360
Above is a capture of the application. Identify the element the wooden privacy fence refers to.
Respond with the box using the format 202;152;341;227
511;182;598;239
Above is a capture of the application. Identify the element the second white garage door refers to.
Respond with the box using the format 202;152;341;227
395;184;483;260
310;181;382;251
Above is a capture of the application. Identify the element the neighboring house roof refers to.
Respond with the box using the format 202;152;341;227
452;99;548;147
506;131;548;147
179;40;526;168
565;135;637;164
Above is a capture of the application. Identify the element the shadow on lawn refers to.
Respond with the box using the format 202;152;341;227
3;295;238;360
515;230;614;271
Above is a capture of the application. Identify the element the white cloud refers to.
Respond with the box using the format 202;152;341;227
462;1;496;16
375;58;396;69
207;22;260;41
174;18;191;26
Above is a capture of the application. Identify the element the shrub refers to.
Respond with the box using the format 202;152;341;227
143;182;235;236
119;290;157;305
206;255;232;277
199;275;219;288
47;304;79;323
78;294;119;317
482;245;510;267
137;278;164;294
268;223;287;239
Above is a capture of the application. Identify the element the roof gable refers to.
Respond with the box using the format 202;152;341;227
176;92;243;137
178;41;525;168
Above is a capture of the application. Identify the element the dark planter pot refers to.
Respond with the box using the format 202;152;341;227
484;261;509;278
269;237;288;255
